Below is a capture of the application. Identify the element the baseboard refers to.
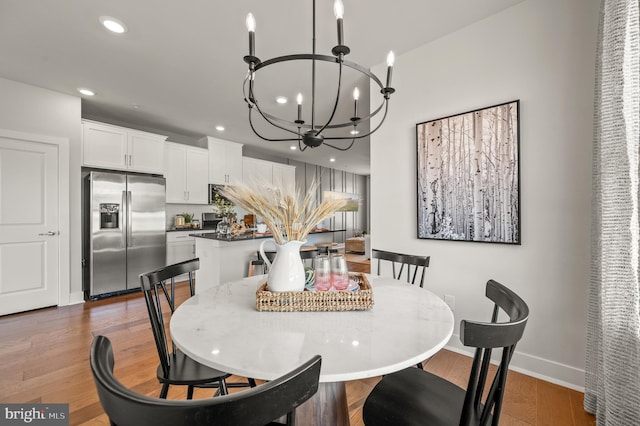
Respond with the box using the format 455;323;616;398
68;291;86;305
445;334;585;392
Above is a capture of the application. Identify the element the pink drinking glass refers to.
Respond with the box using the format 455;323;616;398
330;255;349;290
313;255;332;291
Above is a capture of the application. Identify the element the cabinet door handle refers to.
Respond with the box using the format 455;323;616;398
129;155;132;166
124;154;127;165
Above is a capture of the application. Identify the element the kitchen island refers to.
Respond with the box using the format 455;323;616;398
191;229;344;293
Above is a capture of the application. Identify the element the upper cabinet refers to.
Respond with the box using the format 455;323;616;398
203;136;243;185
272;163;296;187
243;157;296;188
82;120;166;174
164;142;209;204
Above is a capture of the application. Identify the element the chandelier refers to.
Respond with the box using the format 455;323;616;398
242;0;395;151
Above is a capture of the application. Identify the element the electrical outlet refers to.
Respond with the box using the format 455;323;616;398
444;294;455;311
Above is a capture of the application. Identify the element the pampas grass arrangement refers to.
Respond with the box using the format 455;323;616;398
220;178;346;245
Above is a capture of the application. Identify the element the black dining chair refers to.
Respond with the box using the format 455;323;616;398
90;335;321;426
362;279;529;426
140;258;256;399
372;248;431;368
371;249;430;288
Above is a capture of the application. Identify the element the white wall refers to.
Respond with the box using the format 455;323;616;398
370;0;599;389
0;77;82;300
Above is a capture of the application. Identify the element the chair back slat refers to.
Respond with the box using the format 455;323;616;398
371;249;430;287
91;336;321;426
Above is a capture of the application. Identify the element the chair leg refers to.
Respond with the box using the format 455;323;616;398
416;362;424;369
187;385;194;400
159;383;170;399
248;377;257;388
286;411;295;426
219;379;228;395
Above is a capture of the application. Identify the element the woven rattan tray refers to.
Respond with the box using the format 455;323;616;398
255;273;373;312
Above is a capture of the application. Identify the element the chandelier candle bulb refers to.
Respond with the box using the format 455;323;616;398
334;0;344;46
246;13;256;57
297;93;303;121
353;87;360;117
387;51;396;87
386;51;395;88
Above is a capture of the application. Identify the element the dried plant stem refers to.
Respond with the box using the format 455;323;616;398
220;179;346;245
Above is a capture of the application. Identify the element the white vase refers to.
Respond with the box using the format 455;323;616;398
259;239;306;292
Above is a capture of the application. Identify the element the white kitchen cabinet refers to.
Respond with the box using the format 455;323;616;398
82;120;166;174
243;157;296;188
164;142;209;204
166;231;196;281
204;136;243;184
272;163;296;188
242;157;273;184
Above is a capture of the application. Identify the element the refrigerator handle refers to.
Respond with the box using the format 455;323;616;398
121;190;127;248
127;191;133;247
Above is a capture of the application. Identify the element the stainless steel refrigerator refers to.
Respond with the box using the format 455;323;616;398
83;171;166;298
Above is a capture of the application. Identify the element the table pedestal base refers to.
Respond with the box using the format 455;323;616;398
297;381;350;425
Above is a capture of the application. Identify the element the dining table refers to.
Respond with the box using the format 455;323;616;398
170;274;454;425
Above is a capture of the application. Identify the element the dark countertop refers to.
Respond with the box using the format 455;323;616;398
190;229;346;242
167;227;217;232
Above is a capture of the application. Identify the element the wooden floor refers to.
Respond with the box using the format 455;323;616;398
0;283;595;426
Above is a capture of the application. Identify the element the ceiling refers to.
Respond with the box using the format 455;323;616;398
0;0;524;175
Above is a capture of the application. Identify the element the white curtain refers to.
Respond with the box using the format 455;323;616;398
586;0;640;423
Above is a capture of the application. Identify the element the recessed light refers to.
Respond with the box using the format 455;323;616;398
330;158;336;162
276;96;288;104
350;129;359;135
77;88;95;96
215;125;225;132
99;16;127;34
290;146;297;150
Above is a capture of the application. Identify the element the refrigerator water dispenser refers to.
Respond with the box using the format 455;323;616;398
100;203;120;229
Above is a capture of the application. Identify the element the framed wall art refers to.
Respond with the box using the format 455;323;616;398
323;191;360;212
416;100;520;244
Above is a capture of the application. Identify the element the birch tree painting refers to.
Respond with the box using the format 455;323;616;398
417;100;520;244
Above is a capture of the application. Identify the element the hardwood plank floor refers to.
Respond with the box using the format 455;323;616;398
0;283;595;425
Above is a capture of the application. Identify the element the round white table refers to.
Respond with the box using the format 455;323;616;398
170;275;454;425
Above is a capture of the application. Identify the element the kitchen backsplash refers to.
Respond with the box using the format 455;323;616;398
166;204;220;229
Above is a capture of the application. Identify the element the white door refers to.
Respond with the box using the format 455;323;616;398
0;136;59;316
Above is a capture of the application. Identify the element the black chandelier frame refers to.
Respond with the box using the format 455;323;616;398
242;0;395;151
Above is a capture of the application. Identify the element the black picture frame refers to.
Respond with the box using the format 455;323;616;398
416;100;520;244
